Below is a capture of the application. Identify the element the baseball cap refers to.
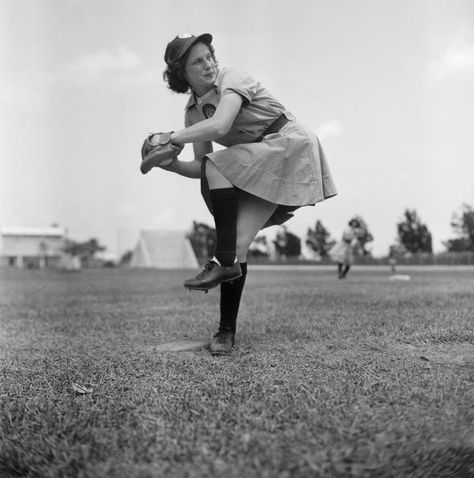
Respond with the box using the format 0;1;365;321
164;33;213;65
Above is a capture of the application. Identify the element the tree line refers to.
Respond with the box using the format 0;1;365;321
63;203;474;266
187;203;474;261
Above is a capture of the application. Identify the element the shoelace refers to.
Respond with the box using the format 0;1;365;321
194;261;218;279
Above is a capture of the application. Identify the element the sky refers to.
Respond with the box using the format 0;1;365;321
1;0;473;258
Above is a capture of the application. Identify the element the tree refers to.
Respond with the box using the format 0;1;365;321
187;221;215;261
62;237;106;267
119;250;133;266
351;215;374;256
248;234;269;258
443;203;474;252
306;220;334;258
273;226;301;258
396;209;433;254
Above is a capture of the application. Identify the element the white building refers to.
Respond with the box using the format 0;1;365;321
0;226;67;268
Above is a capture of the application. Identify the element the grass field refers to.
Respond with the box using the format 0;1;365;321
1;267;473;478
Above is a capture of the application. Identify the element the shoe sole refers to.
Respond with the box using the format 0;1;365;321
184;271;243;292
209;345;234;355
210;350;232;356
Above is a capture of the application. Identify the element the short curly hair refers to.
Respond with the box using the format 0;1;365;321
163;42;217;94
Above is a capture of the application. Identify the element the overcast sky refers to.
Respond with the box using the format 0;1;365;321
1;0;473;258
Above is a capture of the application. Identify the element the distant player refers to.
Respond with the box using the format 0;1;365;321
140;33;337;354
329;219;361;279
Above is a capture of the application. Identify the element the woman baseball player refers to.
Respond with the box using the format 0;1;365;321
141;33;337;355
328;219;361;279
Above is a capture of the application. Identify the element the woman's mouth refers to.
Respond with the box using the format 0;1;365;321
203;70;215;79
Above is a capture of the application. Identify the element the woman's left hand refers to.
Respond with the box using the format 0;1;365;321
158;156;178;171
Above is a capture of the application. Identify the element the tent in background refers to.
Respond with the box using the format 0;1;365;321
129;230;198;269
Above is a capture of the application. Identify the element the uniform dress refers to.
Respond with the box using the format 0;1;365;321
184;67;337;227
328;226;358;265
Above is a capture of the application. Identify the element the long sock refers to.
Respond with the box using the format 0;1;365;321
210;188;238;266
219;262;248;333
338;263;343;277
342;265;350;278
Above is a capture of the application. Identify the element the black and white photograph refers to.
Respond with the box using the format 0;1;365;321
1;0;473;476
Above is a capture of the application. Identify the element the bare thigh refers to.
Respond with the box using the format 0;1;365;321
236;191;278;262
205;160;233;189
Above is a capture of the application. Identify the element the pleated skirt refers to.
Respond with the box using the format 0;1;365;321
201;119;337;227
328;241;354;265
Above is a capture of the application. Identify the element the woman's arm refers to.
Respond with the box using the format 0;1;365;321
170;92;243;145
161;140;213;178
157;91;242;177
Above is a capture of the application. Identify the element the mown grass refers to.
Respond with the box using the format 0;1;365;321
0;267;473;478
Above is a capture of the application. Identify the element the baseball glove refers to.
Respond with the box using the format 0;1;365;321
140;132;183;174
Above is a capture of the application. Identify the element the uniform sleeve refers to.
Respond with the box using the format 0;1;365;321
218;68;258;106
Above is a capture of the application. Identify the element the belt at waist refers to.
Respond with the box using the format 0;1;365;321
255;114;290;142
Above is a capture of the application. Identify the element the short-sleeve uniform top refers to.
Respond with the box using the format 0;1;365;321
185;67;337;227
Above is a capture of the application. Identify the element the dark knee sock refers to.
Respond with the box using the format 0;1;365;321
342;265;350;277
219;262;247;333
338;263;343;276
210;187;238;266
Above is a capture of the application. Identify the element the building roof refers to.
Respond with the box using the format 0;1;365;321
0;226;66;237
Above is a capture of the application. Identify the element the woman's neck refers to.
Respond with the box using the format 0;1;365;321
193;87;215;101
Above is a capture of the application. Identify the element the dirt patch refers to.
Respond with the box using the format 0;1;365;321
391;342;474;366
151;340;210;353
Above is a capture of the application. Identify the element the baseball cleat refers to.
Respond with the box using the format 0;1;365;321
209;330;235;355
183;261;242;291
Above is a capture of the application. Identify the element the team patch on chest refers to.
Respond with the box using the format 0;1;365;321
202;103;216;118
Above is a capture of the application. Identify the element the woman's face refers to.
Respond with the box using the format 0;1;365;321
184;42;217;96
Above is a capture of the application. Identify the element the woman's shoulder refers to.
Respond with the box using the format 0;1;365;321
217;67;256;85
216;68;259;103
